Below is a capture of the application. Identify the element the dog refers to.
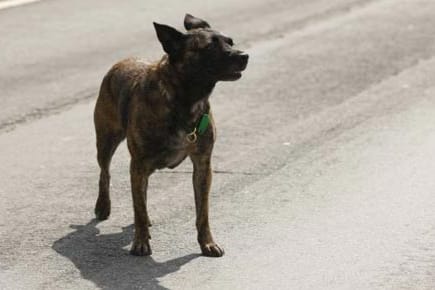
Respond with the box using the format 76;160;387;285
93;14;249;257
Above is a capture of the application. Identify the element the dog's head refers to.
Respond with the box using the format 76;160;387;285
153;14;249;82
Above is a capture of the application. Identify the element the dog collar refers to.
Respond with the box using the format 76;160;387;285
186;113;210;143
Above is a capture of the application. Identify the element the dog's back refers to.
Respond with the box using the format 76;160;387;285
94;58;161;133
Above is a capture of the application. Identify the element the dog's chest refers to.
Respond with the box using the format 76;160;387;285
162;101;209;169
163;130;193;169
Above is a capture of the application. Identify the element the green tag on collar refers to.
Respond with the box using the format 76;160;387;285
197;114;210;135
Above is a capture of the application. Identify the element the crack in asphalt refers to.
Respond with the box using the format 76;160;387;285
157;170;266;176
0;89;96;134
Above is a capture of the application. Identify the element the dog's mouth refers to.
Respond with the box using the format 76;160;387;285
221;71;243;81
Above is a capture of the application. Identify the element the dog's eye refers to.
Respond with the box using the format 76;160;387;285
205;37;219;50
226;38;234;46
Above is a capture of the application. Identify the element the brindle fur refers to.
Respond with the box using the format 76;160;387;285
93;14;248;257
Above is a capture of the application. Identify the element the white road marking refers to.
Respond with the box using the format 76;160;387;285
0;0;41;10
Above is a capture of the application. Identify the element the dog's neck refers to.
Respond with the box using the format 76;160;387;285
158;56;215;103
158;56;215;128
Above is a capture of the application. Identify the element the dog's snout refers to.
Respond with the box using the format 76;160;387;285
238;53;249;70
229;50;249;62
232;50;248;60
240;53;249;63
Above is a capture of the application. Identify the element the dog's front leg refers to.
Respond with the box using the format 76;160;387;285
191;154;224;257
129;159;152;256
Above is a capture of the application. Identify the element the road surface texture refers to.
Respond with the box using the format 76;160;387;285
1;0;435;289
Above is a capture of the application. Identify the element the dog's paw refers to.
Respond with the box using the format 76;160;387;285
94;198;110;220
130;239;152;256
200;242;224;257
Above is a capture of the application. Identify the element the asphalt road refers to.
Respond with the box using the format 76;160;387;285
2;0;435;289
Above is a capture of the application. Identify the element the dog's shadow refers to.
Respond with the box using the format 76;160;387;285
52;219;199;290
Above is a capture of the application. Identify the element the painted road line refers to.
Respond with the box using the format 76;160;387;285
0;0;41;10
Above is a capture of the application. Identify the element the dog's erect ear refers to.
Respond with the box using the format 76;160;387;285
153;22;186;57
184;14;210;30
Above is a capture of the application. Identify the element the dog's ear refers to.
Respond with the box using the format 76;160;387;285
184;14;210;30
153;22;186;58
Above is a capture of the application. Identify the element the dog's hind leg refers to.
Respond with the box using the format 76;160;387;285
94;128;125;221
93;73;126;220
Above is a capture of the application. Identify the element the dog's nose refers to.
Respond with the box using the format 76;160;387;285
239;53;249;69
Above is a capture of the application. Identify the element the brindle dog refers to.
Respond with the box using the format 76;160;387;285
93;14;248;257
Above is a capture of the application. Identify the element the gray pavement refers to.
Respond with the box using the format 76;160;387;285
2;0;435;289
